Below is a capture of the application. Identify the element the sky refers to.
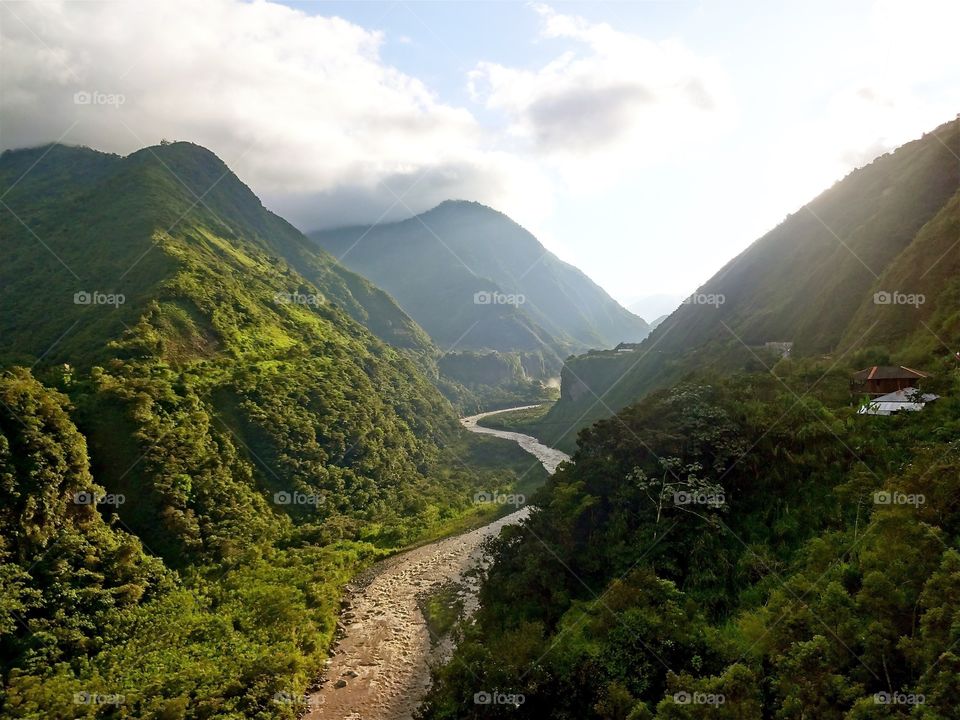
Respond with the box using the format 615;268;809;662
1;0;958;311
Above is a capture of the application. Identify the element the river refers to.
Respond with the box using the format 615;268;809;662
304;406;570;720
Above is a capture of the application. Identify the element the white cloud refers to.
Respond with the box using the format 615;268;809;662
0;0;553;230
1;0;955;304
468;3;736;190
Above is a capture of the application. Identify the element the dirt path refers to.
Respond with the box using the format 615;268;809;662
305;407;569;720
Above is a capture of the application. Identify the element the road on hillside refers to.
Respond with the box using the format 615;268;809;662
304;406;569;720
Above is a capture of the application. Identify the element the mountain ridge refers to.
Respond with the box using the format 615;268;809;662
537;116;960;449
310;199;649;373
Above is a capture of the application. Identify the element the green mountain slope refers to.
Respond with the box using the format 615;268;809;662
0;142;547;718
0;142;434;365
539;117;960;449
311;200;649;372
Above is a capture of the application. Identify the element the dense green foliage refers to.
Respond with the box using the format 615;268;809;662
418;358;960;719
438;354;558;412
312;200;649;381
541;118;960;449
0;143;547;718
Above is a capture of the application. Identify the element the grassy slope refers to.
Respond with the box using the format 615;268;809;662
0;142;434;365
474;403;553;433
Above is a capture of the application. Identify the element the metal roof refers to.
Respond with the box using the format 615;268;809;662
852;365;930;381
857;388;940;416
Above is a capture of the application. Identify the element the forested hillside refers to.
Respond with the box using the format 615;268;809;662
0;142;545;718
420;360;960;719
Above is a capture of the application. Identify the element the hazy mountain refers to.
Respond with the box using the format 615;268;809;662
649;314;669;329
311;201;649;375
628;293;684;324
540;117;960;449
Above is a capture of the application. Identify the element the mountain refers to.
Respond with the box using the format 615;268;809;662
0;141;546;717
0;137;472;562
539;117;960;449
0;142;436;366
628;293;684;324
310;201;649;377
0;139;499;557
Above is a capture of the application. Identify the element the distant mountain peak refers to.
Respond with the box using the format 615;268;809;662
312;201;649;370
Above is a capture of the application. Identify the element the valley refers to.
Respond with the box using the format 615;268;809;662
7;2;960;719
306;408;570;720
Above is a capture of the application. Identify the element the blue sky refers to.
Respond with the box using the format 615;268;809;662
2;0;957;312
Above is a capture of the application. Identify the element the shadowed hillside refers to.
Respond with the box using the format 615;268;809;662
539;117;960;449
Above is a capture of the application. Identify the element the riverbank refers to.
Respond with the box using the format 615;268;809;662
304;408;571;719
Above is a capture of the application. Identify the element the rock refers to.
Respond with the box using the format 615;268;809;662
334;679;348;689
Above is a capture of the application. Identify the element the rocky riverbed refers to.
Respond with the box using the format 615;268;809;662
304;407;569;720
